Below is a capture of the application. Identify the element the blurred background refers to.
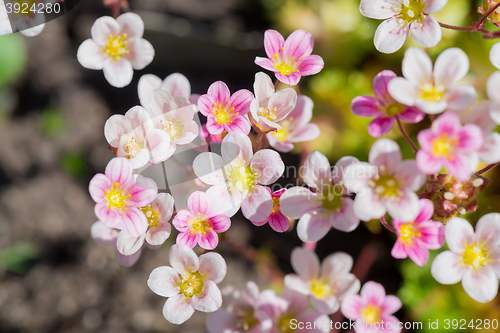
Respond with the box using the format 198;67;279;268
1;0;500;332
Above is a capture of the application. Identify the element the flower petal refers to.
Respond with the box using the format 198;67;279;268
475;213;500;252
264;29;285;59
321;252;353;276
409;15;442;48
163;295;194;324
121;208;148;237
162;72;191;98
445;217;475;253
360;281;386;307
241;185;273;223
147;266;181;297
385;190;420;223
434;48;470;87
176;232;200;248
374;18;409;54
303;151;332;190
91;16;120;46
340;294;363;320
198;231;219;250
297;209;332;243
368;138;402;170
402;47;433;86
102;58;134;88
352;191;386;222
291;247;320;280
169;244;200;274
280;186;322;219
368;117;395;138
105;157;133;184
91;220;118;246
394;159;427;192
388;77;419;106
77;39;104;70
191;280;223;312
284;29;314;59
129;38;155;70
199;252;227;284
351;95;383;118
116;231;144;255
188;191;211;215
89;174;112;203
296;55;324;76
360;0;401;19
462;268;499;303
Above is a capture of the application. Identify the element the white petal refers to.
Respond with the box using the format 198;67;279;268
77;39;104;70
116;231;144;255
342;162;378;194
385;190;420;222
280;186;322;219
423;0;449;14
409;15;442;49
445;217;475;253
353;191;386;221
253;72;275;105
490;42;500;71
360;0;401;19
487;71;500;105
462;268;499;303
162;73;191;98
321;252;353;276
163;295;195;324
91;221;117;246
402;47;433;85
128;38;155;70
193;152;226;185
368;138;402;170
311;295;339;315
222;132;253;165
169;244;199;274
303;151;332;190
147;266;181;297
241;185;273;222
475;213;500;252
138;74;162;107
445;85;477;111
434;48;470;87
199;252;227;284
388;77;419;106
297;210;332;243
431;251;466;284
116;12;144;38
374;18;409;54
102;58;134;88
291;247;320;280
191;280;223;312
284;274;311;295
91;16;120;46
251;150;285;185
206;184;242;218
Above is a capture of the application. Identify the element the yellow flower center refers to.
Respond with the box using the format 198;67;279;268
271;195;281;214
399;222;422;245
277;314;295;333
431;133;458;159
104;33;130;60
385;103;405;117
179;271;204;297
421;83;444;102
400;0;424;22
310;279;333;300
272;121;290;142
189;212;212;235
105;183;130;209
462;245;487;268
236;308;259;331
258;106;278;122
212;102;235;125
162;119;184;139
321;185;343;211
273;52;299;77
229;164;255;192
361;304;381;323
369;174;402;199
125;135;144;158
140;204;161;229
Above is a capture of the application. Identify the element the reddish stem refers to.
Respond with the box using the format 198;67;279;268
111;2;120;18
381;215;396;233
395;116;418;154
352;243;378;284
476;162;500;175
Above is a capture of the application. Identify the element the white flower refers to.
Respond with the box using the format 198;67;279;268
147;244;226;324
0;0;13;35
388;47;477;114
431;214;500;303
77;13;154;88
360;0;449;53
250;72;297;132
138;73;200;108
486;70;500;125
284;247;360;315
343;139;426;222
104;106;173;169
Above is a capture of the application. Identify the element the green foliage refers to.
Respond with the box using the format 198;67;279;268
0;33;27;88
0;243;37;274
61;152;89;179
41;108;65;137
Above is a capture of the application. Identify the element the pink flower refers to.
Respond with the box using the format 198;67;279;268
250;72;297;132
343;139;426;223
138;72;200;108
266;95;320;153
352;70;424;138
88;157;158;236
116;193;174;256
388;48;477;114
360;0;448;53
416;112;483;181
172;191;231;250
104;106;172;169
77;13;155;88
341;281;402;333
198;81;254;135
193;131;285;222
284;247;360;315
255;29;324;86
252;188;289;233
391;199;444;266
147;244;226;324
258;288;330;333
206;282;273;333
281;152;360;243
431;213;500;303
91;220;142;267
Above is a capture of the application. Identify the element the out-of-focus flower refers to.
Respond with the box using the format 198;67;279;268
198;81;253;135
91;220;142;267
284;247;360;315
206;282;273;333
115;193;174;256
457;101;500;163
173;191;231;250
104;106;172;169
252;188;289;232
77;13;154;88
388;48;477;114
431;214;500;303
267;95;320;153
360;0;448;53
88;157;158;236
147;89;199;152
258;288;330;333
148;244;226;324
486;70;500;125
416;112;483;181
250;72;297;132
2;0;54;37
193;132;285;222
479;0;500;27
391;199;444;266
255;29;324;86
0;0;13;35
351;70;424;138
341;281;402;332
281;152;360;242
344;139;426;223
138;73;200;108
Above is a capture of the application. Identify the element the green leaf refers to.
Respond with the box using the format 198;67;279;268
0;33;27;88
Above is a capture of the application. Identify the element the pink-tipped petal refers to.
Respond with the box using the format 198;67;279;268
241;185;273;223
188;191;211;215
275;72;301;86
296;55;324;76
444;153;477;181
268;213;290;233
121;208;148;237
351;95;383;117
255;57;277;72
209;214;231;233
340;294;363;320
381;295;402;315
177;232;200;249
169;244;200;274
105;157;133;184
416;150;443;175
284;29;314;59
373;70;397;99
391;240;409;259
409;15;442;48
368;117;395;138
264;29;285;59
89;174;112;203
360;281;386;307
198;252;227;284
398;107;425;123
230;89;254;115
198;230;219;250
457;124;484;153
